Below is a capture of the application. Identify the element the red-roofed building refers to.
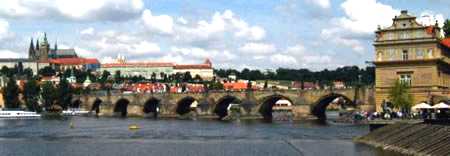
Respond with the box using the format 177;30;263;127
174;59;214;80
100;56;213;80
49;58;100;71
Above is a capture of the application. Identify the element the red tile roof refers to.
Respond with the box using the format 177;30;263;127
426;26;435;35
49;58;99;65
174;64;212;69
223;82;248;90
441;38;450;49
101;62;174;68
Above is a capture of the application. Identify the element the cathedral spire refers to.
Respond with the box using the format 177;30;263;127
36;38;40;50
44;32;48;42
54;39;58;51
28;38;35;60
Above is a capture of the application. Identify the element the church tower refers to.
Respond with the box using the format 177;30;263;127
28;38;36;60
38;33;50;61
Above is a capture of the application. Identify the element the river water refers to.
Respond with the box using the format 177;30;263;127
0;117;404;156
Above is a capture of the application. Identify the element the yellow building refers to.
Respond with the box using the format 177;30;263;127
374;10;450;111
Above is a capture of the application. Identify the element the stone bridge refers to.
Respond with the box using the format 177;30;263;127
75;87;375;120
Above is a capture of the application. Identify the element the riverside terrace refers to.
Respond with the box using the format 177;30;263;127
72;88;375;120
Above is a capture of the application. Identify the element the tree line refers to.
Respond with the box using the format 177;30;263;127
215;66;375;88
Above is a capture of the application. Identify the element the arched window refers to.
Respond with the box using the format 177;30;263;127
402;50;409;60
427;48;433;58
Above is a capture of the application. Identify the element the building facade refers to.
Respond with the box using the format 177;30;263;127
374;10;450;111
100;56;214;80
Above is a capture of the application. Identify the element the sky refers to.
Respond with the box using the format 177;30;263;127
0;0;448;71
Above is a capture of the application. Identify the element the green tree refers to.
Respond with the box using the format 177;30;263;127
2;77;21;108
114;70;122;83
443;19;450;38
57;78;73;109
41;81;57;109
183;72;192;82
23;68;34;80
151;72;157;82
99;70;111;84
194;74;203;82
23;78;41;112
388;80;413;111
0;66;9;76
39;66;56;77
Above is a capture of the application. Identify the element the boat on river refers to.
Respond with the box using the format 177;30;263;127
62;108;90;116
0;109;41;119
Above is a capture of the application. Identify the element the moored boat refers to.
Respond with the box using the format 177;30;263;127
0;109;41;119
62;108;90;116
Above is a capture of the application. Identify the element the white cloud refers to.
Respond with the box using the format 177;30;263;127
177;17;188;25
0;0;144;21
271;54;298;65
170;46;237;62
143;9;266;43
78;29;162;59
284;44;332;65
0;49;24;58
80;27;95;35
238;43;276;54
321;27;365;53
131;41;161;54
0;18;14;41
417;11;445;27
141;9;174;34
306;0;331;9
339;0;398;34
320;0;399;53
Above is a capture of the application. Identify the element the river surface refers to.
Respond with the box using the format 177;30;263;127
0;116;404;156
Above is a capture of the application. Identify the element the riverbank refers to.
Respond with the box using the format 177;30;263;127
354;123;450;156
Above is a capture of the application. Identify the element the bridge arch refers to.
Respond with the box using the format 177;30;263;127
259;94;293;120
91;98;102;114
71;99;82;108
176;96;197;115
214;95;241;119
311;93;354;120
143;97;160;118
114;98;130;117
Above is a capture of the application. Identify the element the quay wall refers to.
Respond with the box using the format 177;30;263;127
354;123;450;156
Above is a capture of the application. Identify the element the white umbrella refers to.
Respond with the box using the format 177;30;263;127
412;102;432;110
432;102;450;109
275;99;292;106
190;101;198;108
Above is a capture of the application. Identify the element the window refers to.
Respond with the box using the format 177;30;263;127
387;33;394;40
427;48;433;58
416;30;424;38
400;31;409;39
399;74;412;86
387;49;395;60
416;49;424;59
402;50;408;60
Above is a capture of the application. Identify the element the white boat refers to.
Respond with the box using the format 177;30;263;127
0;109;41;119
62;108;90;116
